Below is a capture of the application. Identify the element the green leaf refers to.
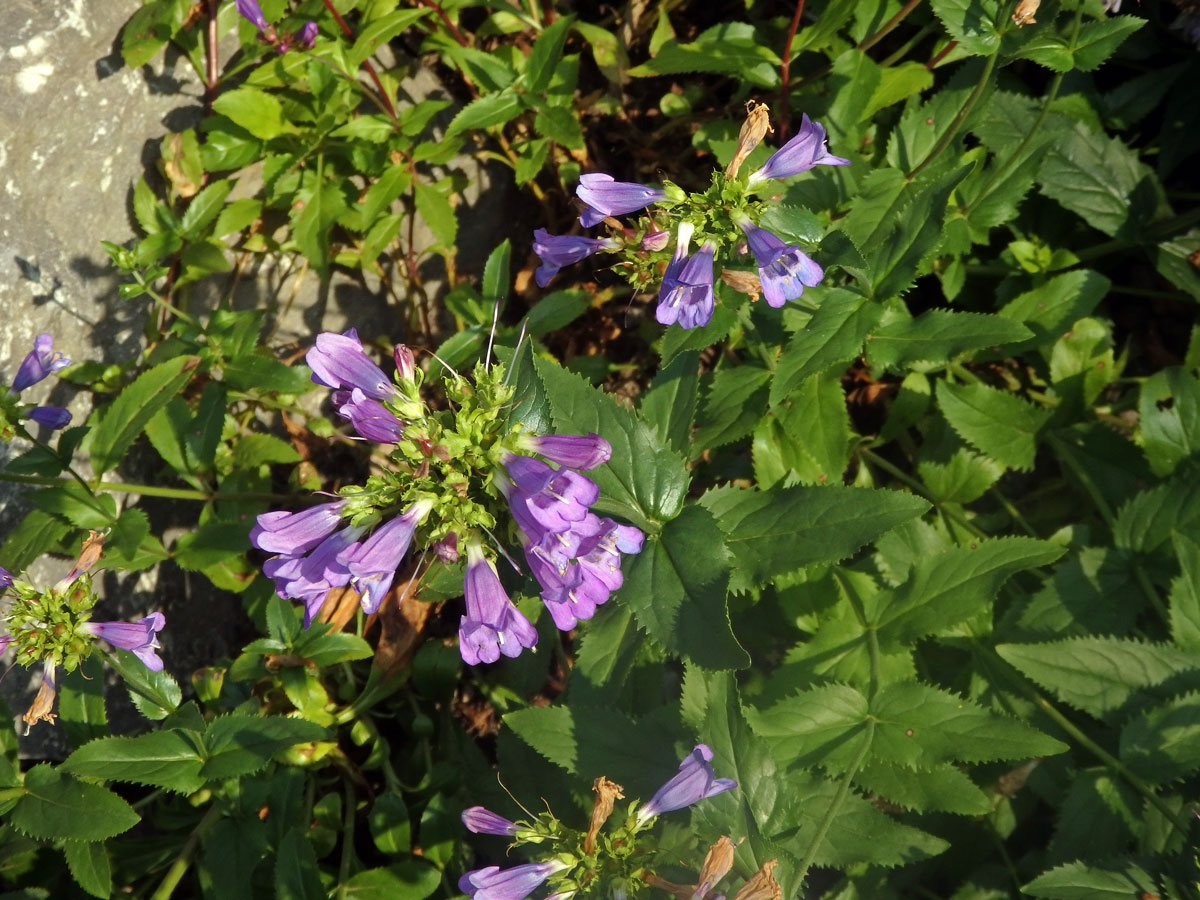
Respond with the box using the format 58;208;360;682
519;290;589;337
533;356;689;529
853;760;991;815
1023;860;1157;899
347;9;429;67
179;179;234;239
929;0;1001;55
222;354;314;394
917;449;1004;504
768;371;852;486
231;433;302;468
212;87;293;140
89;356;198;476
694;365;770;452
1112;462;1200;555
628;22;782;89
481;239;511;303
10;766;139;842
937;380;1052;471
865;310;1032;370
1120;692;1200;783
108;651;182;721
446;93;525;135
58;657;109;748
64;730;206;795
341;864;442;900
0;509;70;571
201;714;328;780
368;794;411;854
620;504;749;669
877;538;1065;646
413;180;457;248
213;197;262;238
121;3;172;68
533;105;584;149
30;483;117;529
293;180;347;275
526;16;574;94
63;841;111;900
998;270;1110;348
173;518;251;571
700;484;929;583
997;637;1200;719
1139;367;1200;476
275;826;325;900
1170;532;1200;651
360;164;412;227
292;628;372;667
639;351;700;456
1071;16;1145;72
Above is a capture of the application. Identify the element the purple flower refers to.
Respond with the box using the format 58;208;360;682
458;861;568;900
458;543;538;665
338;500;432;614
307;329;397;401
532;229;617;288
10;334;71;394
26;406;71;430
393;344;416;381
265;526;362;625
503;455;599;534
740;222;823;308
0;635;10;655
518;433;611;470
641;230;670;252
235;0;270;31
85;613;166;671
251;501;347;556
298;21;318;48
657;242;716;330
332;388;404;443
0;566;13;590
635;744;737;824
462;805;519;836
747;115;850;185
576;174;666;227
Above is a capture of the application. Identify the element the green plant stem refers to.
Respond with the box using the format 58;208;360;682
981;643;1194;839
860;447;988;540
796;721;875;886
0;471;286;503
336;777;357;899
988;486;1037;537
835;567;881;697
149;805;221;900
145;285;199;328
319;0;397;121
1074;206;1200;263
907;48;998;179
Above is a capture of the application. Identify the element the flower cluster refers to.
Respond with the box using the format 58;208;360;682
531;106;850;330
235;0;317;53
459;744;737;900
1;333;72;441
1;554;166;728
251;330;642;664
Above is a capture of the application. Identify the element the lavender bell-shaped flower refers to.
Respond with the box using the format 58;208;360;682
739;222;823;308
235;0;270;31
0;565;11;590
26;406;71;429
306;329;398;401
517;433;611;470
84;612;166;671
532;229;618;288
251;500;348;556
459;542;538;665
576;173;666;227
461;805;519;836
10;333;71;393
332;388;404;443
747;114;850;185
635;744;737;825
503;455;599;533
657;224;716;330
338;499;432;614
268;526;363;625
459;861;569;900
298;21;318;48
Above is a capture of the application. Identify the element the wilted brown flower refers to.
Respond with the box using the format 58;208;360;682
584;776;625;854
1012;0;1040;25
726;101;775;179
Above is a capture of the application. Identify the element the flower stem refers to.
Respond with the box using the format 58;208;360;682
149;805;221;900
319;0;397;121
777;0;807;141
907;48;998;179
796;721;875;887
0;471;286;503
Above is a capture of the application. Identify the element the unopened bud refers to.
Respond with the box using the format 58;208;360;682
1011;0;1039;25
433;533;459;563
641;230;670;252
394;344;416;381
726;101;774;179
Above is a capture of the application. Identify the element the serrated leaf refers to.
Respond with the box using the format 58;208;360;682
222;354;314;394
628;22;782;89
877;538;1065;646
1023;859;1157;899
414;180;457;248
854;760;991;815
639;351;699;457
348;9;428;65
179;179;234;239
1048;770;1139;863
64;842;111;899
770;289;883;406
1119;692;1200;783
10;766;139;842
1170;532;1200;651
89;356;199;476
929;0;1001;55
533;356;689;529
481;239;511;303
231;433;302;468
997;637;1200;719
865;310;1032;370
1071;16;1144;71
917;449;1004;504
700;484;929;582
292;180;347;275
275;826;325;900
446;92;524;135
341;863;442;900
201;714;328;780
694;365;770;452
998;270;1110;347
107;651;182;721
526;16;574;94
621;505;748;669
1138;367;1200;476
63;730;206;795
937;379;1052;471
212;87;293;140
1112;463;1200;555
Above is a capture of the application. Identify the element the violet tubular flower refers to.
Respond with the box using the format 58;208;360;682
657;241;716;331
517;432;611;470
459;861;569;900
85;612;166;671
532;229;617;288
306;329;398;401
338;500;432;614
740;222;824;308
503;455;599;533
576;173;666;227
10;334;71;393
747;114;850;185
26;406;71;429
462;805;519;836
0;565;11;590
332;388;404;443
251;500;348;556
459;542;538;665
297;21;318;48
635;744;737;825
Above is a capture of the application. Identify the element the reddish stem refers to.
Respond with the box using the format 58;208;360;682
926;39;958;69
778;0;807;141
415;0;470;47
320;0;398;120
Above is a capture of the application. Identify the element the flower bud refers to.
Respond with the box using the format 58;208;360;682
394;344;416;381
641;230;670;252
